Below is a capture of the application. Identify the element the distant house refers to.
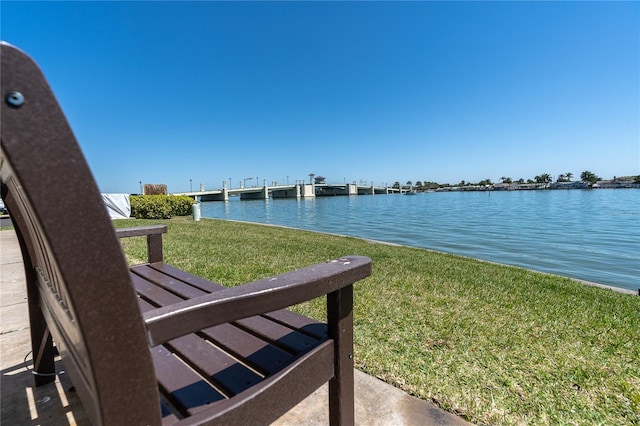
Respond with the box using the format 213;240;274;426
550;181;588;189
493;183;518;191
313;176;327;184
593;180;639;189
515;183;549;190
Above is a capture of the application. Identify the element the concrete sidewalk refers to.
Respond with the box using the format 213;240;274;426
0;230;469;425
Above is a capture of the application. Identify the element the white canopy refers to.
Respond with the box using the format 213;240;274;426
102;194;131;219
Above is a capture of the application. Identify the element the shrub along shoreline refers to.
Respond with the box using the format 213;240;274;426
115;217;639;425
130;195;194;219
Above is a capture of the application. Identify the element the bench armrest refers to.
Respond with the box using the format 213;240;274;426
115;224;168;238
143;255;372;346
116;225;168;263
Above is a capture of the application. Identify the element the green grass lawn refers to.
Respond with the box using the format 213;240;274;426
115;217;639;425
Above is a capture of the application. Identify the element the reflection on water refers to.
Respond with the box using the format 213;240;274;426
202;189;640;291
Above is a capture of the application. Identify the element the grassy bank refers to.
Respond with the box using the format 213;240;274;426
116;217;639;425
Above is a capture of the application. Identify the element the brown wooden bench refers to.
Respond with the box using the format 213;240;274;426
1;42;372;425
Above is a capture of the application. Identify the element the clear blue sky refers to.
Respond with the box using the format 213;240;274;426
2;1;638;193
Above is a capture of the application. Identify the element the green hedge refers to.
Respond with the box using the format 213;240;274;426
130;195;194;219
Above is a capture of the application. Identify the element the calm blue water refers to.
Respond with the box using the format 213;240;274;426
201;189;640;292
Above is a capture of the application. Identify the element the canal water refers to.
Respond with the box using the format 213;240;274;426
201;189;640;292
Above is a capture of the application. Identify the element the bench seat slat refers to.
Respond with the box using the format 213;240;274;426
132;272;185;307
264;309;329;340
150;345;225;417
149;262;226;293
132;265;208;299
235;315;323;354
168;334;263;396
199;323;295;375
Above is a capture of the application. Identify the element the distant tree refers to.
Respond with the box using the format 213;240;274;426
478;178;493;186
527;179;534;184
500;176;512;184
580;170;600;185
557;174;566;182
423;181;440;190
535;173;552;183
566;172;573;181
517;178;525;184
459;180;466;187
634;175;640;184
415;181;423;189
392;181;400;189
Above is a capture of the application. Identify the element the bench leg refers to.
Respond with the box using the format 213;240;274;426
25;267;57;386
327;285;354;426
15;224;57;387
